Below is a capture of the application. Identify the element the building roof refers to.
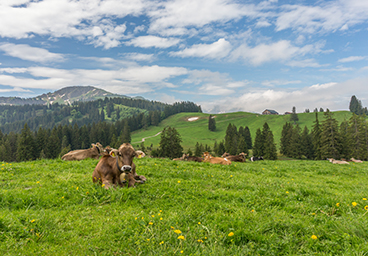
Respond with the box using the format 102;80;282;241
263;109;279;114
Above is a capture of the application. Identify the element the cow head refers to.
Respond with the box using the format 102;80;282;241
92;142;104;155
110;143;137;173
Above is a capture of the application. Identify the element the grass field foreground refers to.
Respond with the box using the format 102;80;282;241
1;158;368;255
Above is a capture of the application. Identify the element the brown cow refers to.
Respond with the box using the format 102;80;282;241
61;143;104;161
203;152;231;165
328;158;349;164
183;154;203;162
221;152;247;162
92;143;146;188
350;158;363;163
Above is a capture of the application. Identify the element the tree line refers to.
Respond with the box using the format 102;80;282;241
0;101;201;162
280;110;368;160
0;97;201;134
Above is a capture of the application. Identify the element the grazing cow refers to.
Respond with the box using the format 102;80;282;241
92;143;146;188
222;152;247;162
328;158;349;164
183;154;203;162
203;152;231;165
350;158;363;163
61;143;104;161
250;156;264;162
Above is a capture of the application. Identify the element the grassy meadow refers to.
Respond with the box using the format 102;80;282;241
1;157;368;255
131;111;353;151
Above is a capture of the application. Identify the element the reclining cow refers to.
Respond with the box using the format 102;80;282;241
92;143;146;188
250;156;264;162
328;158;349;164
184;154;203;162
350;158;363;163
222;152;247;162
203;152;231;165
61;143;104;161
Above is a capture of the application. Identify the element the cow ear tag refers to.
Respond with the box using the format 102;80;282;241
110;151;116;157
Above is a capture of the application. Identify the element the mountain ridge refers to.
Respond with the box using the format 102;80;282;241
0;86;134;106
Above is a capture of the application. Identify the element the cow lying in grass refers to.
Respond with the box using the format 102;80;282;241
250;156;264;162
61;142;104;161
222;152;247;162
350;158;363;163
203;152;231;165
328;158;349;164
92;143;146;188
184;154;204;162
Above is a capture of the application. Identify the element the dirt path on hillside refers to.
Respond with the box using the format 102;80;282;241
132;131;162;144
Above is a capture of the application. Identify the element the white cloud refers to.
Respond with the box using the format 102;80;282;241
0;67;28;74
261;80;301;87
0;64;188;94
123;53;155;62
200;77;368;113
0;43;65;63
231;40;321;66
198;84;234;96
148;0;258;35
319;66;354;72
275;0;368;34
0;86;32;93
126;35;181;48
170;38;231;59
338;56;367;63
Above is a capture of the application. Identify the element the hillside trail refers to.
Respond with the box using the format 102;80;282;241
132;131;162;144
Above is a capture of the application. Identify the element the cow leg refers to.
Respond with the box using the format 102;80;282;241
134;175;146;184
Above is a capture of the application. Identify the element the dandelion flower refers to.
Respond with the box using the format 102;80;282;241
152;215;155;218
86;192;89;195
198;222;201;225
36;181;40;184
363;198;367;201
365;205;368;211
178;236;185;240
312;213;316;215
135;217;137;220
31;219;35;223
158;213;161;216
101;184;105;187
352;202;357;207
171;226;175;229
197;239;204;243
178;181;181;183
160;218;163;220
174;230;182;234
286;191;289;194
147;239;150;241
159;241;164;245
62;196;64;199
230;175;233;177
149;222;153;225
76;187;79;190
336;203;340;207
228;232;234;237
180;250;184;253
160;210;162;212
311;235;317;240
251;209;255;212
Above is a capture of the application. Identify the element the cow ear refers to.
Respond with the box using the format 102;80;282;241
110;149;119;158
91;143;96;147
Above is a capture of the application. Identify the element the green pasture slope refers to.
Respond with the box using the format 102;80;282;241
1;158;368;255
131;111;353;151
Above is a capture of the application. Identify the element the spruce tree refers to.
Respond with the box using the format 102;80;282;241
253;128;264;157
320;110;341;159
243;126;252;149
280;122;293;156
194;142;201;157
208;115;216;131
290;106;299;124
121;122;131;143
300;126;314;159
159;127;183;159
348;114;365;159
339;120;351;159
225;124;237;154
312;112;322;160
17;123;36;162
262;122;277;160
237;135;248;156
349;95;363;115
289;124;302;159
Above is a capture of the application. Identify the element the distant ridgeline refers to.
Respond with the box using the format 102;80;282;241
0;99;201;162
0;97;201;134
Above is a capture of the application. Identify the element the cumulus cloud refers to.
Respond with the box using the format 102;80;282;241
338;56;367;63
126;35;181;48
200;77;368;113
231;40;322;66
0;43;65;63
170;38;231;59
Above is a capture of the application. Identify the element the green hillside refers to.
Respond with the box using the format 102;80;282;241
131;111;353;151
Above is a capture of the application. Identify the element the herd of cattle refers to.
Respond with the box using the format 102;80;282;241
60;142;364;189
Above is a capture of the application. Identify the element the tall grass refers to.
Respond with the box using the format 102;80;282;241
1;158;368;255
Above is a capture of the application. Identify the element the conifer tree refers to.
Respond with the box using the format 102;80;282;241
290;106;299;124
289;124;302;159
262;122;277;160
339;120;351;159
243;126;252;149
45;128;61;159
253;128;264;157
159;127;183;159
320;110;341;159
300;126;314;159
348;114;365;159
121;122;131;143
17;123;36;162
312;112;322;160
225;124;237;154
237;135;248;155
349;95;363;115
194;142;201;157
208;115;216;131
280;122;293;156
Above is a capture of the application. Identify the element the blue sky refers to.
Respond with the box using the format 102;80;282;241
0;0;367;113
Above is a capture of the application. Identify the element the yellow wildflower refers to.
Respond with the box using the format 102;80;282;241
159;241;164;245
198;222;201;225
174;230;182;234
178;236;185;240
228;232;234;237
152;215;155;218
364;205;368;211
149;222;153;225
336;203;340;207
311;235;317;240
36;181;40;184
101;184;105;187
76;187;78;190
286;191;289;194
352;202;357;207
180;250;184;253
363;198;367;201
251;209;255;212
160;218;163;220
31;219;35;223
197;239;204;243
